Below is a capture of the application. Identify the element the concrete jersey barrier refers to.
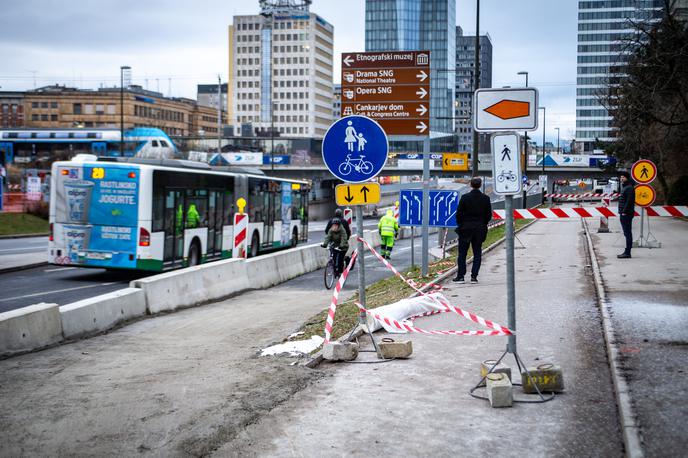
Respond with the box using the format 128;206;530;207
60;288;146;339
0;303;63;358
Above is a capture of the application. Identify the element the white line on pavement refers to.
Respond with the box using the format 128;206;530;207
44;267;78;273
0;247;46;253
0;282;119;303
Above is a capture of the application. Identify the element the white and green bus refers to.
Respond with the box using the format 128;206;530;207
49;155;309;271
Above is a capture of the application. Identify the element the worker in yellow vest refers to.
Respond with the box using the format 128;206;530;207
378;209;399;259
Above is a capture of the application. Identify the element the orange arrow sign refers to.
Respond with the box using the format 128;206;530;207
484;99;530;120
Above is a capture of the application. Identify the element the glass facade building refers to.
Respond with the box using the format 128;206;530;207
455;26;491;154
576;0;663;151
365;0;456;135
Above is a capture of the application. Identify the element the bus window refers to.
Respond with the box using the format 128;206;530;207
152;184;164;232
248;178;264;222
185;189;207;229
223;190;235;225
273;186;282;222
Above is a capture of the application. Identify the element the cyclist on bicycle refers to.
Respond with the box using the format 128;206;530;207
325;208;351;239
321;217;348;276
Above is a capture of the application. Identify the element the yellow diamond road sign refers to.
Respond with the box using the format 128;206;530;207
335;183;381;206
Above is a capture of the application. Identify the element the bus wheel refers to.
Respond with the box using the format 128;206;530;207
250;232;260;258
291;227;298;247
188;240;201;267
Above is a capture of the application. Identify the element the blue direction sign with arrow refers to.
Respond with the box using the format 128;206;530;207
399;189;460;227
322;115;388;183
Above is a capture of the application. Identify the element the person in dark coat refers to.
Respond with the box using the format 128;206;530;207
453;177;493;283
325;208;351;239
617;171;635;259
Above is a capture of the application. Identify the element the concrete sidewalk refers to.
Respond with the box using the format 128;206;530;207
590;216;688;456
215;218;625;456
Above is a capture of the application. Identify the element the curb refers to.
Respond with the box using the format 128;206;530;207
305;219;539;367
581;218;644;458
0;233;49;240
0;261;48;275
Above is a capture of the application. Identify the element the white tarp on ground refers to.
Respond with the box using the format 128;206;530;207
366;292;450;333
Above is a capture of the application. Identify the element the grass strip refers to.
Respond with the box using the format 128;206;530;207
0;213;49;236
296;219;532;345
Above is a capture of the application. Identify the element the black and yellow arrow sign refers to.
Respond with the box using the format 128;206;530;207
335;183;381;206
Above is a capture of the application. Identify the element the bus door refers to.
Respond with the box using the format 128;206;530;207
207;189;223;257
163;188;185;267
263;187;274;247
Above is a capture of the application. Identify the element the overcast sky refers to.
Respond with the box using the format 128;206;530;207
0;0;578;144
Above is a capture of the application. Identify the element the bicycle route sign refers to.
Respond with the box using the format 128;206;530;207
398;189;460;227
491;132;522;195
322;115;389;183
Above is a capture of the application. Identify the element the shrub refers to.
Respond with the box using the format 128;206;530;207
667;175;688;206
25;200;49;219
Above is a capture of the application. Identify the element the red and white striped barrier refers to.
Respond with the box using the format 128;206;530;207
324;252;358;343
394;202;400;221
343;208;353;227
545;193;620;198
322;236;513;342
491;206;688;220
233;213;248;258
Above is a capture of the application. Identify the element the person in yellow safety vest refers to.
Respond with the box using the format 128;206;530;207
176;204;202;230
378;209;399;260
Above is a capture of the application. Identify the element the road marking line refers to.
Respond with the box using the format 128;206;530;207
0;282;119;303
0;247;46;253
44;267;78;273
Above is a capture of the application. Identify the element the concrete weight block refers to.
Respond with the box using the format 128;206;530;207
0;303;63;357
521;363;565;393
377;338;413;359
323;342;358;361
60;288;146;339
480;359;512;381
486;372;513;408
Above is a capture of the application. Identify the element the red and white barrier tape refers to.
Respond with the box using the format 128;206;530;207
491;205;688;219
354;302;511;336
545;193;620;198
323;251;359;344
325;237;513;343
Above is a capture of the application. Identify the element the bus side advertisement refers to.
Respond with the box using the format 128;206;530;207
51;164;140;269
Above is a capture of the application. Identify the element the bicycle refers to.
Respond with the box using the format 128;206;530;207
497;170;517;183
338;154;374;176
324;245;347;289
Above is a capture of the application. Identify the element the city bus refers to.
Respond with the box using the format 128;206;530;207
48;154;309;271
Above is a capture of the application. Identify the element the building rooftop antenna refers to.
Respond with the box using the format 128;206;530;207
260;0;312;15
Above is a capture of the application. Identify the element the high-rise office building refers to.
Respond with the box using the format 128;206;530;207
576;0;663;152
229;0;334;138
455;26;492;154
365;0;456;134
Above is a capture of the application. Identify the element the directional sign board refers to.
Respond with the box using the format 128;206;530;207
322;115;388;183
335;183;381;206
399;189;460;227
474;88;538;132
631;159;657;184
341;51;430;136
491;132;522;195
442;153;469;171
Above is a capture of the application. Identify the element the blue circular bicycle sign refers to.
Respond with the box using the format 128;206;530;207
322;115;389;183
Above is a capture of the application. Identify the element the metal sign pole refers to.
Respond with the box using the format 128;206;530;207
356;206;367;324
411;226;415;268
505;194;516;354
421;136;430;276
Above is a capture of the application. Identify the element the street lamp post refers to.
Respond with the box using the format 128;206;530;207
555;127;560;153
540;107;546;192
471;0;480;176
120;66;130;156
517;71;528;208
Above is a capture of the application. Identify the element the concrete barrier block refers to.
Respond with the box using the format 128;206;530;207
60;288;146;339
377;339;413;359
274;249;306;283
480;359;512;381
323;342;359;361
521;364;565;393
245;255;280;289
301;244;329;271
0;303;63;357
131;258;249;314
487;372;513;408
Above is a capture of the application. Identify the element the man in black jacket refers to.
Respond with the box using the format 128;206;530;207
453;177;493;283
325;208;351;239
617;171;635;259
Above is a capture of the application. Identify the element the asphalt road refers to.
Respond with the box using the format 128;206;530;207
0;236;47;256
0;218;411;313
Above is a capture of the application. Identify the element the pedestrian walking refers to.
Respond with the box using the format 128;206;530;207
378;209;399;259
453;177;492;284
617;171;635;259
